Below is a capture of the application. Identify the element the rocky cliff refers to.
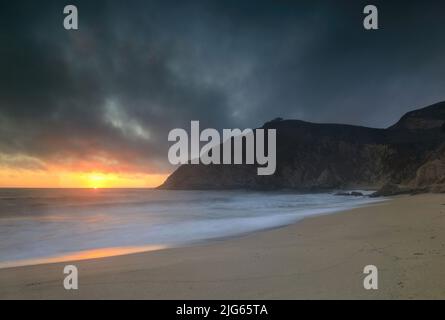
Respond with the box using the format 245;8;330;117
160;102;445;194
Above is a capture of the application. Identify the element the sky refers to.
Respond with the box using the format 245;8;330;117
1;0;445;187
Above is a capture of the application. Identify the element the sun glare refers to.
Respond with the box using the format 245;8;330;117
87;173;113;189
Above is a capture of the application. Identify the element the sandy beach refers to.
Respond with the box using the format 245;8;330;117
1;194;445;299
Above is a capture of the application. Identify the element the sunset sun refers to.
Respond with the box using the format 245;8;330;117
87;173;112;189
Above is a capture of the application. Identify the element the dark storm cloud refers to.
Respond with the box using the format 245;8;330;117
1;0;445;173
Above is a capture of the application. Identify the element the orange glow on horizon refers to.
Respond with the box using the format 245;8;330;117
0;168;168;188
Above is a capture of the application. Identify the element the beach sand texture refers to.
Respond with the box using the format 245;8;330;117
1;194;444;299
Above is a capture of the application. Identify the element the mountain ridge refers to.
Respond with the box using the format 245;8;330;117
160;101;445;195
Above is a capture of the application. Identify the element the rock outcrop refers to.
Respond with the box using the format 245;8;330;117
410;144;445;193
160;102;445;195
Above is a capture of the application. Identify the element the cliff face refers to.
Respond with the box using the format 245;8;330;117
160;102;445;193
411;144;445;192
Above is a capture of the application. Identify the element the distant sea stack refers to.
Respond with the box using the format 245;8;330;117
160;101;445;195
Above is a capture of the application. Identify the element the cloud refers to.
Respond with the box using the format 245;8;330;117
1;0;445;174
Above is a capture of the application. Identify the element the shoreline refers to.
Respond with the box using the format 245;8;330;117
0;195;385;270
1;194;444;299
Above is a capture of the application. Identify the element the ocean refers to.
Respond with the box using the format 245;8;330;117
0;188;384;268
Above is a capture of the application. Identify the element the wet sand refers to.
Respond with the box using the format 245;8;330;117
1;194;445;299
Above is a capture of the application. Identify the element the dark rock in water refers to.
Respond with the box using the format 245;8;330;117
160;101;445;194
334;191;363;196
